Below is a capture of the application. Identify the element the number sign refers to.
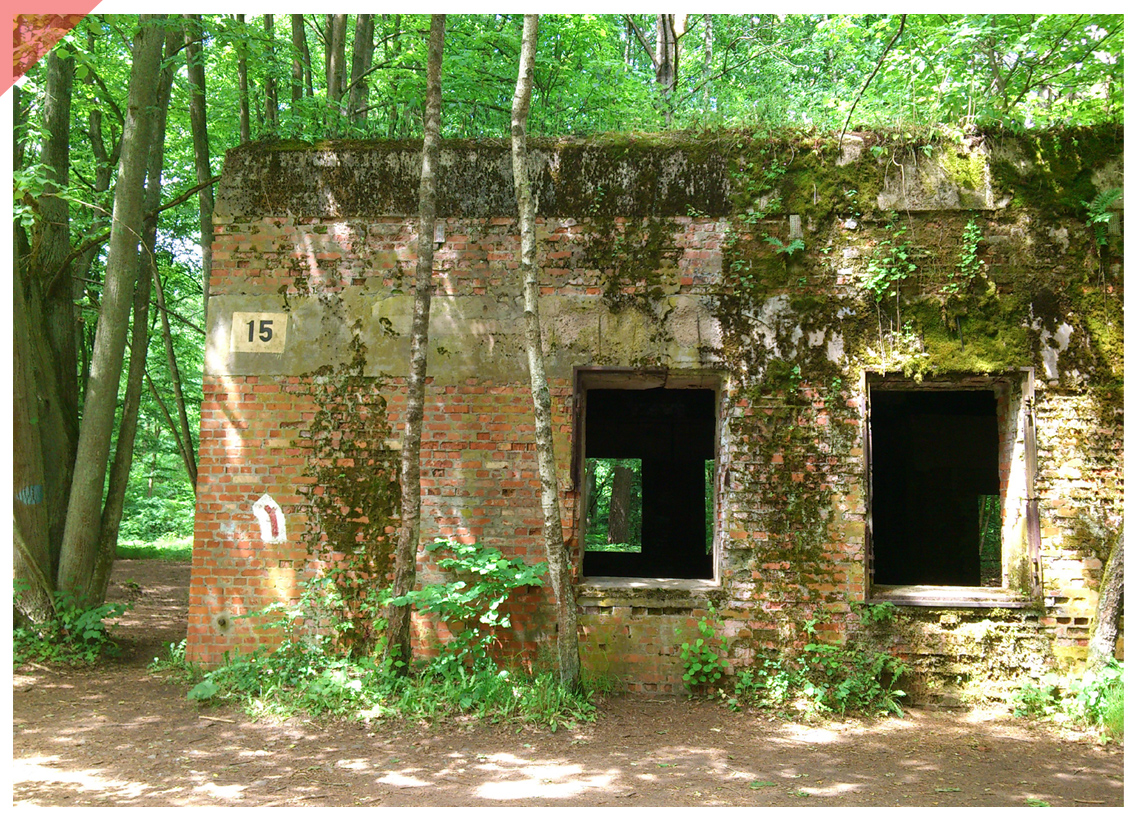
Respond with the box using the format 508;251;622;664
231;312;288;353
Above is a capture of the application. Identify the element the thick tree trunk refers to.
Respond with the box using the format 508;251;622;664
325;14;348;113
183;15;215;316
512;13;581;691
608;465;633;544
1087;528;1124;672
13;48;79;599
56;15;165;606
91;24;179;603
348;14;375;123
385;13;445;672
291;14;307;104
13;259;58;624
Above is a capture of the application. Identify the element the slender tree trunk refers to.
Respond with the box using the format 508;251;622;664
183;15;215;316
385;13;446;672
702;14;713;109
56;15;165;606
1087;528;1124;671
263;14;278;130
512;13;581;691
91;24;179;603
386;15;403;137
152;266;199;488
348;14;375;123
236;14;251;143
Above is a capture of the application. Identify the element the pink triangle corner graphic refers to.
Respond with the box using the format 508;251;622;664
4;3;103;97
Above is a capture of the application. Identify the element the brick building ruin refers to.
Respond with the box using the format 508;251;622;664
188;128;1123;702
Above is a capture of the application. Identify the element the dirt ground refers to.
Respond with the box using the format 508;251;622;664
11;559;1124;808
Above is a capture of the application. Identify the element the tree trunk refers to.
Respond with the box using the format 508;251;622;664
14;45;80;588
1087;527;1124;672
385;13;445;672
325;14;348;115
13;259;58;624
183;15;215;316
236;14;251;143
512;13;581;691
608;465;633;544
91;23;180;604
291;14;307;104
151;266;199;488
56;15;165;606
263;14;278;130
348;14;375;123
655;14;686;124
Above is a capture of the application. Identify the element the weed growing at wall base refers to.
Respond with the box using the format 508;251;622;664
728;609;907;718
180;539;596;728
1011;660;1124;743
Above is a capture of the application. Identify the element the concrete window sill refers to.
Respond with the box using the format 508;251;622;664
869;585;1038;608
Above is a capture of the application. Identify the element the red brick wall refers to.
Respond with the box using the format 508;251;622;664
191;194;1122;698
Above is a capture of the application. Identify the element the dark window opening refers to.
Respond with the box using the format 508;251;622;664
870;389;1001;587
583;387;715;580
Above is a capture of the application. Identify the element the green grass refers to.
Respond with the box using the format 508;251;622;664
116;535;193;561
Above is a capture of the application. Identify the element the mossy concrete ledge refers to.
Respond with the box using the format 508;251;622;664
215;137;734;221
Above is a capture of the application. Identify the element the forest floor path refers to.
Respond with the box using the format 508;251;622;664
12;559;1124;807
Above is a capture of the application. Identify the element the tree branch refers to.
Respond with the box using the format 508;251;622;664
47;174;221;295
839;14;907;149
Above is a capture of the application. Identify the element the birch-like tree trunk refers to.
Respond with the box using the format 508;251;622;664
385;13;446;672
512;13;581;690
55;15;165;605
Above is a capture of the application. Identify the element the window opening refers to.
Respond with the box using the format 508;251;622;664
581;385;716;580
869;389;1000;586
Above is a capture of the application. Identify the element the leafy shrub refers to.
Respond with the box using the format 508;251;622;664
385;538;548;673
13;583;130;666
678;604;728;691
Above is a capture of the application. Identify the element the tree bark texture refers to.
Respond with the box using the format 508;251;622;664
290;14;307;104
56;15;165;605
348;14;375;122
13;259;58;623
607;465;633;544
1087;528;1124;671
385;13;445;671
325;14;348;111
512;12;581;691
